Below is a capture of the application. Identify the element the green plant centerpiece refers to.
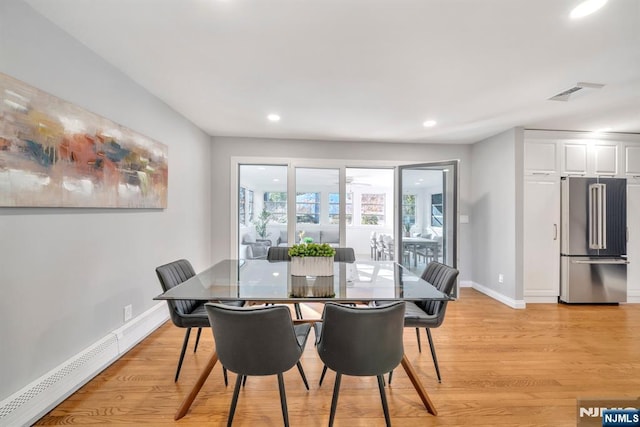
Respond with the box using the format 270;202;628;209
288;243;336;277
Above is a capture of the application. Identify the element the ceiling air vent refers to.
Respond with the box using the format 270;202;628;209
548;82;605;102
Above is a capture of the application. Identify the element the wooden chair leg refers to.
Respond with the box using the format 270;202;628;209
193;327;202;353
277;373;290;427
377;374;392;427
175;328;191;382
329;373;342;427
227;375;243;427
426;328;442;383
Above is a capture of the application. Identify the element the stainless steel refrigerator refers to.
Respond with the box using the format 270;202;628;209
560;177;628;303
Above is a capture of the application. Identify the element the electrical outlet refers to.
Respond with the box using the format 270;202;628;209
124;304;133;322
498;274;504;284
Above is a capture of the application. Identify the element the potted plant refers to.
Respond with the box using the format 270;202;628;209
253;208;271;240
288;242;336;277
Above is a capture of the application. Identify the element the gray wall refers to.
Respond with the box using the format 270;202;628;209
470;128;521;300
211;136;473;282
0;1;212;399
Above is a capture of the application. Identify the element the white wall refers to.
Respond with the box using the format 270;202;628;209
0;0;212;400
211;136;473;282
470;128;523;302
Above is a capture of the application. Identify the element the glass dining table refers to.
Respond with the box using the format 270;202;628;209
155;259;450;420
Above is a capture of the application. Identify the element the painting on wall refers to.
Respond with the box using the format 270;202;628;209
0;73;168;208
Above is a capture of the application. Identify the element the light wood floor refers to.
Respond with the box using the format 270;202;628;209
35;288;640;426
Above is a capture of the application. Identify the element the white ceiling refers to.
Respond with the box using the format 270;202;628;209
25;0;640;144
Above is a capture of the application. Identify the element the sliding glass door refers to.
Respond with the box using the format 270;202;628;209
397;161;458;277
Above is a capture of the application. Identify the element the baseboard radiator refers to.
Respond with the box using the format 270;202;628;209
0;303;168;427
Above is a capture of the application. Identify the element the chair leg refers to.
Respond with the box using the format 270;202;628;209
296;361;309;390
277;372;290;427
426;328;442;383
319;364;328;386
388;370;393;385
415;327;422;353
193;327;202;353
175;328;191;382
242;375;247;387
329;373;342;427
377;375;392;427
227;374;243;427
223;366;228;386
294;303;303;320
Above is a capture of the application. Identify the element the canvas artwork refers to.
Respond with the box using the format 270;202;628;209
0;73;168;208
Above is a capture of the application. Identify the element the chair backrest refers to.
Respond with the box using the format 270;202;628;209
317;302;405;377
333;247;356;262
156;259;200;326
205;303;303;376
418;261;459;324
267;246;291;261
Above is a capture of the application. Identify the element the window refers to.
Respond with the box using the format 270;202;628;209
246;189;254;224
239;187;246;225
431;193;443;226
296;192;320;224
264;192;287;223
329;192;353;225
361;193;385;225
402;194;416;231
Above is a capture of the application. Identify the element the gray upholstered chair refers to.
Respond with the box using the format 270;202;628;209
267;246;291;262
333;247;356;262
316;302;406;427
155;259;243;382
396;261;458;383
205;303;311;427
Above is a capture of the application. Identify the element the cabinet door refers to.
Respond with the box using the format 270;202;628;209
625;144;640;178
562;143;587;175
523;178;560;301
524;140;557;175
627;181;640;302
593;143;618;176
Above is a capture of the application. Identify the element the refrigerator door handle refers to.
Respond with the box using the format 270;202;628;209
572;259;629;265
553;224;558;240
588;183;606;250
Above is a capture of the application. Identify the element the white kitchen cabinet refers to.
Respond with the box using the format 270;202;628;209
561;140;619;176
627;180;640;302
592;142;618;176
524;140;558;175
624;144;640;178
562;143;588;175
523;177;561;302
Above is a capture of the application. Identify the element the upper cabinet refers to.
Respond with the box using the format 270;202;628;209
524;140;558;175
560;140;619;177
625;144;640;178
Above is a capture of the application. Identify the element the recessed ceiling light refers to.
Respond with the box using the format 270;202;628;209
570;0;607;19
273;178;279;182
267;113;280;122
423;120;437;128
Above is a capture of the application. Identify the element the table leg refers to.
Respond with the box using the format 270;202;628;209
174;351;219;420
400;353;437;415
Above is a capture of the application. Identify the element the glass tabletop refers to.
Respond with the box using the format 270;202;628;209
154;259;451;303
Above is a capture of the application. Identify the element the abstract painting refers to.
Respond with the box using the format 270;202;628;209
0;73;168;208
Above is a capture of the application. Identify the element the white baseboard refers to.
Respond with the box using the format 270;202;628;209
468;281;526;309
0;302;169;427
524;295;559;303
627;289;640;303
459;280;473;288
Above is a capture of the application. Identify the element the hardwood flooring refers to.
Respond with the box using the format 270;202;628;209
35;288;640;426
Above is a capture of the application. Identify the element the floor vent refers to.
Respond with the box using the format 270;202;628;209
0;302;168;426
0;334;119;426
